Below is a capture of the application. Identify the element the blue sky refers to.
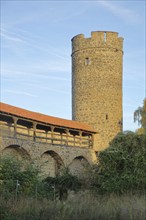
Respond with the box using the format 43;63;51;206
1;0;145;131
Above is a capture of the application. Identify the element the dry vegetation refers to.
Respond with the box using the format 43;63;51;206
0;192;146;220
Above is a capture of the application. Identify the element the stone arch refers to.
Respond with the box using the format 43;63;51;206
68;156;90;178
2;145;30;160
39;150;64;178
1;144;31;167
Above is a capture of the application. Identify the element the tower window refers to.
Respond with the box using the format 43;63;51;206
106;114;108;120
104;32;106;42
85;57;90;66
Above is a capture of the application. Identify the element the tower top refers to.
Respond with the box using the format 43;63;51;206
71;31;124;54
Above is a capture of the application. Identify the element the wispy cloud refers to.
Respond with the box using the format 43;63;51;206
42;87;69;95
22;83;70;95
124;104;138;108
1;32;24;43
1;69;31;77
97;1;140;24
35;76;70;81
3;89;37;97
1;59;70;79
1;27;70;61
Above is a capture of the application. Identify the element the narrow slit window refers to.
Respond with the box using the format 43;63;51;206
85;57;90;66
106;114;108;120
104;32;106;42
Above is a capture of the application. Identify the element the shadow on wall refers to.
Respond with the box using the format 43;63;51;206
1;145;31;168
39;150;64;178
68;156;89;178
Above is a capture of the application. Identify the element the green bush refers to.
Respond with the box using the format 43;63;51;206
0;157;81;201
93;132;146;194
44;168;81;200
0;156;40;198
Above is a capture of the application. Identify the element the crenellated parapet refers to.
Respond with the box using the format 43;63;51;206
72;31;123;54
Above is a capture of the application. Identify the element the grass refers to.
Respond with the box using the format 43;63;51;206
0;191;146;220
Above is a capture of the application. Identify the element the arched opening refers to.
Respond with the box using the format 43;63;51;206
69;156;89;178
40;150;64;178
2;145;31;167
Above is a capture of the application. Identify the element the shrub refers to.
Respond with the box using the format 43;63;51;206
0;156;40;198
93;132;146;194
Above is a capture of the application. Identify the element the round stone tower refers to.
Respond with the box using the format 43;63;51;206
71;31;124;151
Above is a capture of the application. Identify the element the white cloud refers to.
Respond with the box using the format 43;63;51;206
3;89;37;97
1;32;24;43
1;59;70;79
1;27;70;61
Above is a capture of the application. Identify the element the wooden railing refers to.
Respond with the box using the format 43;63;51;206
0;122;93;148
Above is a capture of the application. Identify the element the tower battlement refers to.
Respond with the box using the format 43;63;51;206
72;31;123;54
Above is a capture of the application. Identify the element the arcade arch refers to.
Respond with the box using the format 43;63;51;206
40;150;64;178
69;156;90;178
1;145;31;168
2;145;30;160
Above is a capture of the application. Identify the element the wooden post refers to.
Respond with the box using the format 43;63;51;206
33;122;37;142
27;122;33;140
91;134;94;148
45;130;48;143
28;127;30;136
88;135;91;148
60;132;63;145
73;135;75;147
79;131;82;147
51;126;54;144
65;129;69;146
13;117;18;138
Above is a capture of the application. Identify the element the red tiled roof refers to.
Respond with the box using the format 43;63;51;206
0;102;96;133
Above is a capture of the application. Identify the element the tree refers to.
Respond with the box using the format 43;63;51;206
92;132;146;194
134;98;146;134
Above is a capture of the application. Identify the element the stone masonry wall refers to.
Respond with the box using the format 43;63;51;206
0;136;97;178
72;31;124;151
0;118;96;177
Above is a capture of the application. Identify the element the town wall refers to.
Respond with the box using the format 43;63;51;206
0;119;97;178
